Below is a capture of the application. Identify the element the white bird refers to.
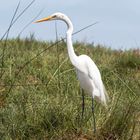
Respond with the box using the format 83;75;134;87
35;12;109;132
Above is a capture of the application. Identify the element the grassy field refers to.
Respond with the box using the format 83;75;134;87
0;37;139;140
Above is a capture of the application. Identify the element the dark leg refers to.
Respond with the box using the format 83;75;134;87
92;98;96;133
81;89;85;121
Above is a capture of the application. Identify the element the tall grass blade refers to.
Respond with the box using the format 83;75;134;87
18;8;44;36
0;0;36;41
1;1;20;66
55;21;61;91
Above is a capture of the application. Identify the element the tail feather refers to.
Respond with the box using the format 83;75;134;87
94;81;109;107
101;84;109;106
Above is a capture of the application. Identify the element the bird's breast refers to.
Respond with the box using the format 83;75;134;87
76;69;93;95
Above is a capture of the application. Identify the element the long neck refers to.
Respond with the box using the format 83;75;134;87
65;18;78;66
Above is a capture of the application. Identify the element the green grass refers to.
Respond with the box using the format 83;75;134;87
0;37;139;140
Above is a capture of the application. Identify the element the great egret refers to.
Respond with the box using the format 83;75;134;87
35;12;108;132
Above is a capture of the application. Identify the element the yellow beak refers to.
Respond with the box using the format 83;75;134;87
34;16;53;23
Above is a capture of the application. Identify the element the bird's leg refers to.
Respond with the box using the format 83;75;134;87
92;98;96;133
81;89;85;121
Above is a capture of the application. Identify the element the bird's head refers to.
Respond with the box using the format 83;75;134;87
34;12;73;33
34;12;67;23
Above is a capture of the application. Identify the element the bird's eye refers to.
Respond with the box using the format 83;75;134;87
52;15;57;18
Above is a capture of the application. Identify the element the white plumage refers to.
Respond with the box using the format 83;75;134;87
76;54;108;106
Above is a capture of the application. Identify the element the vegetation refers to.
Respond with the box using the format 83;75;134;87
0;37;139;140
